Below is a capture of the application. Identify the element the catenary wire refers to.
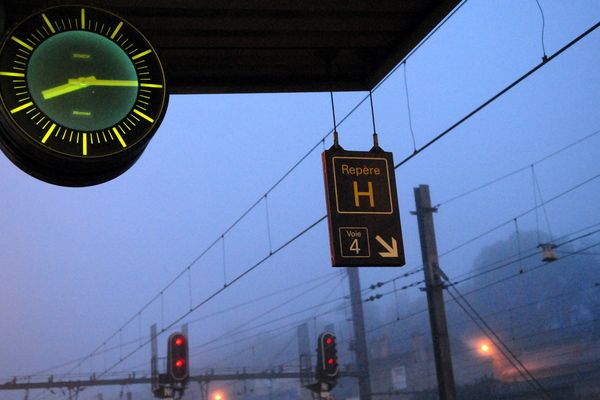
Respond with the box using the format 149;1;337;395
434;127;600;208
29;17;599;390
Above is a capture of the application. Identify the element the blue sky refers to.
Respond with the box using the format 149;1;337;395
0;1;599;399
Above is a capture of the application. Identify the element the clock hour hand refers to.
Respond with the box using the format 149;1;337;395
41;76;138;100
41;80;87;100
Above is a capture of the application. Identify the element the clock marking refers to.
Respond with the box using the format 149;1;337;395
72;110;92;117
11;36;34;51
111;21;124;39
83;133;87;155
0;72;25;77
81;9;86;30
42;123;57;143
10;102;34;114
112;127;127;147
133;106;154;123
132;49;152;60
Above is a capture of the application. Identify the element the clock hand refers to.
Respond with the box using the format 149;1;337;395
41;81;87;100
41;76;138;100
71;76;138;87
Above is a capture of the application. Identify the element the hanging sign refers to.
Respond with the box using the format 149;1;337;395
322;146;405;267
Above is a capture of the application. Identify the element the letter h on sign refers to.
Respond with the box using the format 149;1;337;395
353;181;375;207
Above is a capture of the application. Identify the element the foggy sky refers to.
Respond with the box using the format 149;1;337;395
1;1;599;399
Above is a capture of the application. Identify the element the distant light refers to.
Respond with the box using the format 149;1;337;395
480;344;490;353
215;394;223;400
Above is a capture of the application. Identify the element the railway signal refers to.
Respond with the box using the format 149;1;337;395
317;332;338;382
167;333;189;383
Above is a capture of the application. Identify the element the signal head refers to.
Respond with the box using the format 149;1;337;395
317;332;338;381
167;333;189;382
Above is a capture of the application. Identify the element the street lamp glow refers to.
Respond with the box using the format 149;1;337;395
477;340;493;356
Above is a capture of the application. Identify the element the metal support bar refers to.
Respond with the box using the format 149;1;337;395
347;267;372;400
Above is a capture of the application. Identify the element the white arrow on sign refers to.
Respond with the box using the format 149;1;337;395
375;235;398;258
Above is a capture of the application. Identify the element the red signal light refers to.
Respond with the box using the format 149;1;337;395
326;337;333;344
175;358;185;368
175;337;184;346
328;358;334;365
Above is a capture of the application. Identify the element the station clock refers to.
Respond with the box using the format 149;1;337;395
0;5;168;186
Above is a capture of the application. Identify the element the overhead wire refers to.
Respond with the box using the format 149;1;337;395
184;270;340;325
27;235;600;390
434;127;600;208
28;168;600;391
457;239;600;297
437;171;600;260
534;0;549;60
360;242;600;398
189;271;343;354
443;279;552;399
56;2;474;377
402;61;418;153
124;17;598;376
366;237;600;337
27;13;600;390
449;220;600;283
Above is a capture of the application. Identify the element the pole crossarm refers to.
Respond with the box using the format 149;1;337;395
0;376;151;390
0;370;360;391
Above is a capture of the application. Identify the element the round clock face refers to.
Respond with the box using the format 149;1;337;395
0;6;168;186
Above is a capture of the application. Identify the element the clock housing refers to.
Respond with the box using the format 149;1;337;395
0;5;168;186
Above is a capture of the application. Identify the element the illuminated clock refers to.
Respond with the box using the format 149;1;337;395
0;5;168;186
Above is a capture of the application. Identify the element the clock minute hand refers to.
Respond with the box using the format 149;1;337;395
79;77;138;87
70;76;138;87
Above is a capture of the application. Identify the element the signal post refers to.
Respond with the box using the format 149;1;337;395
152;332;189;400
306;332;339;399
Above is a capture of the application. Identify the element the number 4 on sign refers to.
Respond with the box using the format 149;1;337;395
350;239;361;254
375;235;398;257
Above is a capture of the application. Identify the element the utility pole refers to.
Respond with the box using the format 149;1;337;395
347;268;372;400
151;324;158;394
413;184;456;400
